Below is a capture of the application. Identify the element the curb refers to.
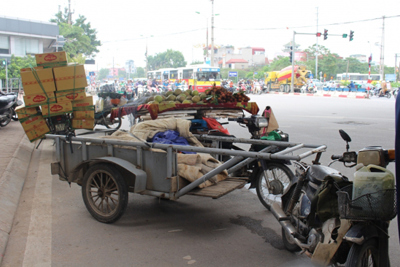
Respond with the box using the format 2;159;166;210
268;91;369;99
0;135;35;264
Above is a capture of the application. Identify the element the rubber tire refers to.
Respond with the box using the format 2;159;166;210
255;162;294;210
387;92;391;99
282;227;301;252
82;164;128;223
267;84;271;92
104;113;122;130
0;108;12;127
345;239;381;267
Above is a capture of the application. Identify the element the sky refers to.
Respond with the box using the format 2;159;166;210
2;0;400;71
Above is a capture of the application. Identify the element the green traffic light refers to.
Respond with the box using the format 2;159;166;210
342;34;348;38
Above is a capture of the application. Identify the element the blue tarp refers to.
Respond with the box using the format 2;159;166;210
151;130;196;154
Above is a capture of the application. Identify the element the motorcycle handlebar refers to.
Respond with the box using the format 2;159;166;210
331;155;343;161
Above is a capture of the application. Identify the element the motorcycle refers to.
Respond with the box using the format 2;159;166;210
370;88;391;98
0;92;22;127
205;109;293;210
392;87;398;98
270;129;396;266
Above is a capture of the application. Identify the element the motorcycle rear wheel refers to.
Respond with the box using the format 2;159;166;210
0;108;12;127
345;239;381;267
255;163;294;210
104;112;122;130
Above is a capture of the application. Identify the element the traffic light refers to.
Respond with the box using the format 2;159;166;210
1;59;5;66
316;32;321;37
289;46;293;63
349;30;354;41
323;29;328;40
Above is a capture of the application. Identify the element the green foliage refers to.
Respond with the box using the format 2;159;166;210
147;49;186;70
0;55;36;79
191;60;204;65
133;67;145;78
269;56;291;71
50;9;101;60
97;68;110;80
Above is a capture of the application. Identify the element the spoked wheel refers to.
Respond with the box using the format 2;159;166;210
255;162;294;210
0;108;12;127
345;239;380;267
82;164;128;223
104;112;122;130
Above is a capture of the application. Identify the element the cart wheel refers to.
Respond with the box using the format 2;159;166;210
255;163;293;210
82;164;128;223
104;112;122;130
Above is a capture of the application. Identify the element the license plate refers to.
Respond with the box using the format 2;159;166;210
55;124;65;132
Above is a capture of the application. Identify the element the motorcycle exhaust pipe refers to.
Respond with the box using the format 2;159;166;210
270;202;305;249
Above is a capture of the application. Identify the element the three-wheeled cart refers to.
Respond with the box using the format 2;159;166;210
48;133;326;223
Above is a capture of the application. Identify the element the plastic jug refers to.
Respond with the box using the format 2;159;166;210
352;164;395;200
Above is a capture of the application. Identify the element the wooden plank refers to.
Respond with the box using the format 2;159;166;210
186;178;247;199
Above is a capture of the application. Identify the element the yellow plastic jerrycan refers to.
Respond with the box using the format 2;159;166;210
352;164;395;200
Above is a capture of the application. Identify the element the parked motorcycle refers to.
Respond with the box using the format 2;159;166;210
271;129;396;266
0;92;22;127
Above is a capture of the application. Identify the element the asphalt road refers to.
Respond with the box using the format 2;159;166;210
2;93;398;267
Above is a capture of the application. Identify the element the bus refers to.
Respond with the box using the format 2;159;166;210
336;73;382;83
148;65;221;93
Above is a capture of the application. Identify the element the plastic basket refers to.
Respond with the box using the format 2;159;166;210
337;185;397;221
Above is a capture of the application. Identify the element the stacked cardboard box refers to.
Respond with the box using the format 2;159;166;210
71;96;95;129
19;51;93;140
19;114;50;142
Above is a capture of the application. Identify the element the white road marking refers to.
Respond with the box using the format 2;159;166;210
22;143;52;267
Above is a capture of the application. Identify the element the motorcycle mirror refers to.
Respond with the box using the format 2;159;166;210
339;129;351;142
339;129;351;152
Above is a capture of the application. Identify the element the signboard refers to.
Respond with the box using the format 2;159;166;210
125;60;135;74
229;71;238;77
198;68;220;72
310;74;314;79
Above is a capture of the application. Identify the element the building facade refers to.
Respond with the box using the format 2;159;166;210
0;16;59;61
214;45;266;68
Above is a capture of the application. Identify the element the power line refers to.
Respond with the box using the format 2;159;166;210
216;14;400;31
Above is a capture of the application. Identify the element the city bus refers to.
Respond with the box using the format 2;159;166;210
336;73;382;83
178;65;221;92
147;70;162;83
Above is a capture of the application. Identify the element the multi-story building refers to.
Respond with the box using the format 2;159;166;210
214;45;266;68
0;16;59;61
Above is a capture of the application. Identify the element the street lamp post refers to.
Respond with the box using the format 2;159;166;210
141;35;153;76
211;0;215;67
195;12;208;63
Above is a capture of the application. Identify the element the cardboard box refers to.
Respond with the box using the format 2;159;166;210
72;118;94;129
53;64;88;91
73;110;95;119
35;51;68;68
20;115;47;132
24;123;50;142
20;67;56;95
41;101;73;117
15;106;39;120
72;96;93;110
56;88;86;103
24;91;56;107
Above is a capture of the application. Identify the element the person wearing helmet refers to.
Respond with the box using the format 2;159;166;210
380;80;387;96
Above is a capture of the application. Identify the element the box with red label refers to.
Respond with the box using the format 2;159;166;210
73;109;95;119
41;102;73;117
24;122;50;142
72;96;93;110
20;115;47;132
53;64;88;91
20;67;56;95
72;118;94;129
56;88;86;103
15;106;40;121
24;91;56;107
35;51;68;68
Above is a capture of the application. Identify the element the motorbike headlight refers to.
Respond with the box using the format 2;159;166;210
256;116;268;128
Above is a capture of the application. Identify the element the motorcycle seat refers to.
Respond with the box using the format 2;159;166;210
0;95;16;108
306;165;342;185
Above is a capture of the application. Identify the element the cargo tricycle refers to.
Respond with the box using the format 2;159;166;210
47;118;326;223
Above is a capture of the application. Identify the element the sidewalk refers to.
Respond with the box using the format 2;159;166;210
0;121;35;264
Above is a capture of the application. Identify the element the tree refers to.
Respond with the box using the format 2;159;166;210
0;55;36;79
269;56;291;71
50;9;101;61
147;49;186;70
98;68;110;80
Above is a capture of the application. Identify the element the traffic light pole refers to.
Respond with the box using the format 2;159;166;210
291;31;295;93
